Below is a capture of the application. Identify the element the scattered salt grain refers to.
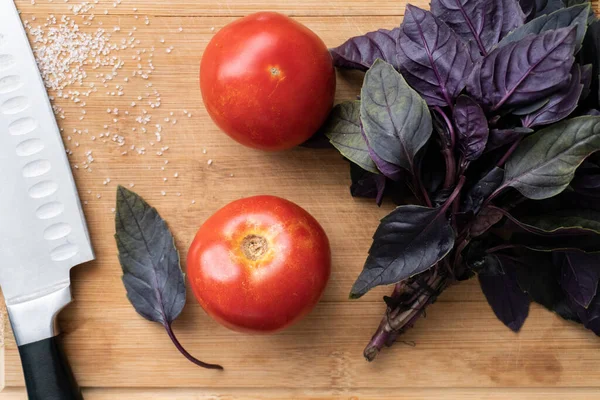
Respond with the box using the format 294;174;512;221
207;159;213;166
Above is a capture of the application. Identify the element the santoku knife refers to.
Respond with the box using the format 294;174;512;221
0;1;94;399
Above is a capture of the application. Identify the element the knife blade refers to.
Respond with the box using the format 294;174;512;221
0;1;94;398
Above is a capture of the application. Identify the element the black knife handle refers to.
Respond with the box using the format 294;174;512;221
18;335;83;400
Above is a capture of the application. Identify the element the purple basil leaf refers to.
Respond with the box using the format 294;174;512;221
397;5;474;107
349;162;387;205
512;98;551;116
522;64;584;127
467;27;577;111
557;251;600;308
498;204;600;235
350;205;455;298
330;28;401;71
461;166;504;213
115;187;222;370
324;101;379;174
486;127;534;152
501;252;565;311
360;59;432;175
498;3;590;51
360;123;404;181
454;95;489;161
431;0;525;57
581;63;593;100
477;254;531;332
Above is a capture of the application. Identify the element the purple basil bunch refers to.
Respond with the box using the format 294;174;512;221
323;0;600;361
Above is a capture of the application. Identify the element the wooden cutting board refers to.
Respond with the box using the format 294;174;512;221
3;1;600;398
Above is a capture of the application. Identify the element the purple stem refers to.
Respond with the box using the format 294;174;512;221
165;322;223;370
443;149;457;189
497;138;522;167
434;106;456;149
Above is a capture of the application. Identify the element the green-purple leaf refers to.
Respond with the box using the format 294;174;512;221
330;28;401;71
431;0;525;57
498;3;590;51
467;27;577;111
522;64;584;127
360;59;432;174
324;101;379;174
502;116;600;200
454;95;489;161
557;251;600;308
397;5;474;107
350;205;455;298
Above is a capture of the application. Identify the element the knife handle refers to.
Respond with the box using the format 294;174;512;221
18;335;83;400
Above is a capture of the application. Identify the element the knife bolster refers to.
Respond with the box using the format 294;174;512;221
6;284;72;346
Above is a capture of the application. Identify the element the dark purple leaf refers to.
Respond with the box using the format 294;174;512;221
330;28;401;71
349;162;387;206
477;254;530;332
583;109;600;116
360;59;432;176
350;205;455;298
496;205;600;236
397;5;474;107
461;167;504;213
522;64;583;127
454;95;489;161
467;27;577;111
536;0;565;16
115;187;223;370
431;0;525;57
557;251;600;307
498;3;590;51
471;206;505;236
486;128;534;152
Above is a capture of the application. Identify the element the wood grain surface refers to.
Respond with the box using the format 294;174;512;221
3;0;600;399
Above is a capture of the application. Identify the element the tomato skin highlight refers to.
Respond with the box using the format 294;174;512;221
188;196;331;333
200;12;336;151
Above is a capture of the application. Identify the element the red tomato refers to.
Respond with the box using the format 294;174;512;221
200;12;336;151
187;196;331;333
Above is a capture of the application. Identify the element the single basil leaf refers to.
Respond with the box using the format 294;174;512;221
498;3;590;51
486;128;534;152
115;186;223;370
454;95;489;161
471;207;505;237
522;64;584;127
349;162;387;206
350;205;455;298
563;0;598;23
502;116;600;200
557;251;600;307
477;254;531;332
330;28;401;71
360;59;432;174
461;167;505;213
467;27;577;111
397;5;474;107
324;101;379;174
432;0;525;57
360;123;405;181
